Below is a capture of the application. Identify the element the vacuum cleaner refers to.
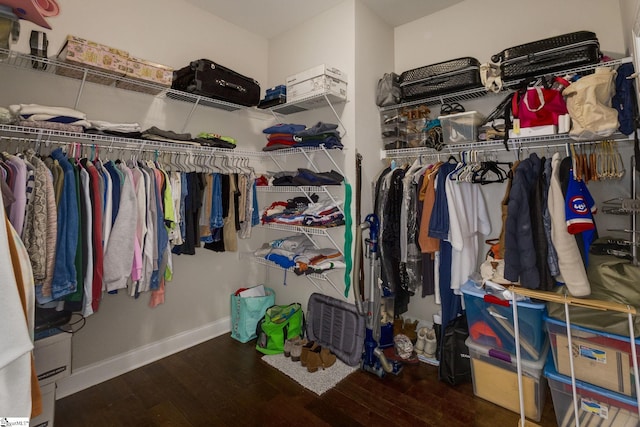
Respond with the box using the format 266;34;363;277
353;213;402;378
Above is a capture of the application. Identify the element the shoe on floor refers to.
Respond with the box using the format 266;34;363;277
320;347;336;369
284;336;302;358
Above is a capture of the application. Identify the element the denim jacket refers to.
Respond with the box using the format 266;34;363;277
50;148;78;299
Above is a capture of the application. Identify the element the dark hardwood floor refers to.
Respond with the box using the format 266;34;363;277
56;333;558;426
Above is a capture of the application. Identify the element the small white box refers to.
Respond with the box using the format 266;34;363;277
34;332;72;386
509;125;558;139
286;64;347;103
30;382;55;427
287;75;347;103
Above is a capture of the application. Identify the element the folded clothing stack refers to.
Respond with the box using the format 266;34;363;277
86;120;142;139
141;126;199;146
261;168;344;186
194;132;237;149
261;121;343;151
261;196;344;228
10;103;91;132
254;234;345;275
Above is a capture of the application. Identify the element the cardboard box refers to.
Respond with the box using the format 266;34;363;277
461;281;547;362
467;338;548;422
115;56;174;95
286;64;347;103
56;35;128;85
30;382;55;427
545;359;639;426
546;315;637;396
33;332;72;386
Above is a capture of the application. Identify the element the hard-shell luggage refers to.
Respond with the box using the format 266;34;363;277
399;57;483;101
492;31;601;82
172;59;260;107
305;293;365;366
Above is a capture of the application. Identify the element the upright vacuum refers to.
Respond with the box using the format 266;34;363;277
353;213;402;378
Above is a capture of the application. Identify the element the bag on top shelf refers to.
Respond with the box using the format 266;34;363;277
491;31;602;83
172;58;261;107
399;57;483;102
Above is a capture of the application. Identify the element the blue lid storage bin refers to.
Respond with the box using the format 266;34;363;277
461;280;547;362
546;314;640;397
545;355;640;426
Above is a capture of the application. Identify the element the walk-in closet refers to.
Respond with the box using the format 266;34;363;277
2;0;640;426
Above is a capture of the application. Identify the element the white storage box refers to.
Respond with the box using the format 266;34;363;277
33;332;72;386
30;382;55;427
286;64;347;103
467;337;548;422
438;111;485;144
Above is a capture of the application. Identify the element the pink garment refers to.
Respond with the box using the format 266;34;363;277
149;279;165;308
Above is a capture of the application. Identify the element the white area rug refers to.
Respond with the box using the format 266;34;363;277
261;353;358;395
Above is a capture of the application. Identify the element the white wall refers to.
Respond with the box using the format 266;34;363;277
392;0;628;327
395;0;625;74
265;1;357;310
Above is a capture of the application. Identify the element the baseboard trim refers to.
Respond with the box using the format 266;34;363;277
55;316;231;399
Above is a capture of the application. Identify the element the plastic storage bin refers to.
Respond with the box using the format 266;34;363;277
438;110;485;144
545;357;639;426
546;315;640;397
461;280;547;361
466;337;548;422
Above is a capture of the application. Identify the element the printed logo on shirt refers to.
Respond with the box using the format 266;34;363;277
569;195;589;215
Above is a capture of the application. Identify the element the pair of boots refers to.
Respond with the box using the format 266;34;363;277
300;341;336;373
414;327;437;359
284;338;336;372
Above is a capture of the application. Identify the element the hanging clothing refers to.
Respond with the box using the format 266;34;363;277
0;187;37;418
103;162;137;292
503;153;542;288
49;148;79;301
548;152;590;296
445;171;491;292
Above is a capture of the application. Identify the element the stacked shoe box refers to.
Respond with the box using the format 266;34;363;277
460;280;549;422
543;315;640;425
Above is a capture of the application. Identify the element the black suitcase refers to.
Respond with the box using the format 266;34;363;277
492;31;601;82
172;59;260;107
399;57;483;101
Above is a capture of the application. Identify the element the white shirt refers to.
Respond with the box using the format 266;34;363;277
445;176;491;293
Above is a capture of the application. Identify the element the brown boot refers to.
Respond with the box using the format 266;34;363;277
291;338;304;362
403;319;418;343
393;316;404;337
306;347;323;373
300;341;317;367
320;347;336;369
